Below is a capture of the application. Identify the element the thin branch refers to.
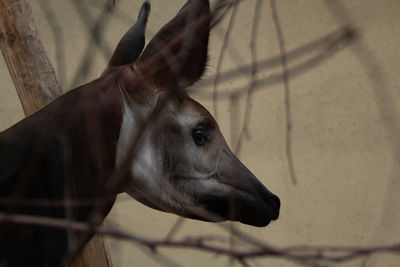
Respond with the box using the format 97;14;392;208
191;27;355;99
230;1;263;262
1;212;400;263
234;0;263;155
165;217;185;240
38;0;67;87
323;1;400;266
212;0;240;119
69;0;115;87
270;0;297;184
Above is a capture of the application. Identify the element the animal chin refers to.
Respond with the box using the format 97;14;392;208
129;177;279;227
191;194;276;227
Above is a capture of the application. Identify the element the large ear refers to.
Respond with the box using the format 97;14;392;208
177;0;194;15
103;1;150;73
136;0;210;89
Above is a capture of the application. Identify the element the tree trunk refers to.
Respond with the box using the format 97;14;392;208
0;0;113;266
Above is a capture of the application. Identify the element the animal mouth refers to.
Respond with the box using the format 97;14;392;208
167;158;280;226
200;192;280;227
205;144;281;227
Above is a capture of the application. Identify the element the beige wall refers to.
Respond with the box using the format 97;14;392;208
1;0;400;266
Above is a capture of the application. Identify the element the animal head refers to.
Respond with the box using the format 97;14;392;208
107;0;280;227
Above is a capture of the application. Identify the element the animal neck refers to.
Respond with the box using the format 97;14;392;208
0;73;127;266
0;73;126;199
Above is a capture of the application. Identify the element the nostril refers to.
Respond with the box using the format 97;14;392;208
269;194;280;220
271;194;280;210
255;183;281;220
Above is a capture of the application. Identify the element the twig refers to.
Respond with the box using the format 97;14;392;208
191;28;355;99
323;1;400;266
165;217;185;240
270;0;297;184
212;0;240;119
1;212;400;263
69;0;115;87
38;0;67;87
234;0;263;155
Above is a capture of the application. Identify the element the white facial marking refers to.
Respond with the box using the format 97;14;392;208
115;99;136;168
118;92;229;215
116;87;157;168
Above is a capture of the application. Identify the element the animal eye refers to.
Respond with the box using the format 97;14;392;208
192;126;208;146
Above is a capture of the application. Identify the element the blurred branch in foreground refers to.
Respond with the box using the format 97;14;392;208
1;211;399;266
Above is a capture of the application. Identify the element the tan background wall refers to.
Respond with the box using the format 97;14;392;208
1;0;400;266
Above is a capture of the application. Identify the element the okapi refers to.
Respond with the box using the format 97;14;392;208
0;0;280;266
